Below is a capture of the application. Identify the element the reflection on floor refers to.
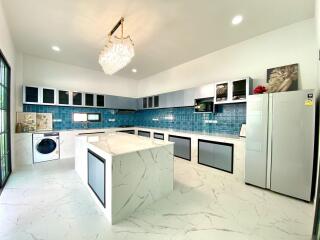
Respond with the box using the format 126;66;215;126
0;158;314;240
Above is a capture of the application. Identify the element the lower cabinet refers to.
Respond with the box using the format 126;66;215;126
168;135;191;160
117;130;135;135
154;132;164;140
88;150;106;207
198;139;233;173
138;130;151;138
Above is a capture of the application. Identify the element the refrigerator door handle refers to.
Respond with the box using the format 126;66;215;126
266;93;272;189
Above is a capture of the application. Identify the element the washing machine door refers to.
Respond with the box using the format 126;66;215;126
36;138;57;154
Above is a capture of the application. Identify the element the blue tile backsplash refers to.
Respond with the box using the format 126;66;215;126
23;103;246;135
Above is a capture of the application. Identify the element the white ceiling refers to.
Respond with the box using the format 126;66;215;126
2;0;315;80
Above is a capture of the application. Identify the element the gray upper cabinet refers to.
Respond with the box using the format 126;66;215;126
105;95;137;110
137;98;144;109
158;90;194;108
105;95;118;109
159;93;169;108
183;88;196;106
194;83;214;99
172;90;184;107
123;97;138;110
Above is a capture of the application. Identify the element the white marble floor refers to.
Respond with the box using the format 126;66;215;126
0;158;315;240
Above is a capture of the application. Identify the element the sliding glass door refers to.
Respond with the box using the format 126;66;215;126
0;50;11;189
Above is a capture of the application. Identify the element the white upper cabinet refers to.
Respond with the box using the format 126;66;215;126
214;77;252;104
194;83;214;99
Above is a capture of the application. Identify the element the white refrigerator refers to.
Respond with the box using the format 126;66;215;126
245;89;317;202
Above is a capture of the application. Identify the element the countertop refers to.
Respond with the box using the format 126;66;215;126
16;126;243;141
85;132;174;157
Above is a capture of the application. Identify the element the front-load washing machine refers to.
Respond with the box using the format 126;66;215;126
33;132;60;163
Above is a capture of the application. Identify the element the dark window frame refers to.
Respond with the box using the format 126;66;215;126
0;49;12;191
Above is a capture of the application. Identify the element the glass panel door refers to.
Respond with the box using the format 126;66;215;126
0;50;11;190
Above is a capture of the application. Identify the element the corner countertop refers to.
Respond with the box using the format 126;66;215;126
86;132;174;157
16;126;243;143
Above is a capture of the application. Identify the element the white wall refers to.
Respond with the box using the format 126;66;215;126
137;19;318;97
0;0;18;170
19;54;138;107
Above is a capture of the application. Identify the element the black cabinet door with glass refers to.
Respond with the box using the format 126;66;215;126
25;86;39;103
58;90;69;105
85;93;94;106
73;92;82;106
42;88;55;104
154;96;159;108
96;95;105;107
0;51;12;189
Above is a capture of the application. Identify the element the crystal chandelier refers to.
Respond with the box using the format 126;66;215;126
99;17;134;75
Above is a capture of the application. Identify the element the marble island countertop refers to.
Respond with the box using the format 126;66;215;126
84;132;174;157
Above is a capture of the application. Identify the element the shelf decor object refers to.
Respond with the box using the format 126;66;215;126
99;17;134;75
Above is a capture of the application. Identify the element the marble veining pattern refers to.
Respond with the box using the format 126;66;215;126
0;158;314;240
87;132;174;156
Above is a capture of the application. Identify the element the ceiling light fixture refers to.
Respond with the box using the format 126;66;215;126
132;68;137;73
232;15;243;25
52;46;61;52
99;17;134;75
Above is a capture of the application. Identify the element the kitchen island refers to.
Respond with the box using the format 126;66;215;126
75;132;174;224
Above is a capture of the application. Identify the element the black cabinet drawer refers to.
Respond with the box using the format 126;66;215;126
168;135;191;161
138;130;150;138
198;139;233;173
154;132;164;140
118;130;135;135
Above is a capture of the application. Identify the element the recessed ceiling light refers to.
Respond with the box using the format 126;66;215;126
232;15;243;25
132;68;137;73
52;46;61;52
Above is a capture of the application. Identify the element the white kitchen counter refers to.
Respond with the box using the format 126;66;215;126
86;132;173;156
14;127;245;180
75;132;174;224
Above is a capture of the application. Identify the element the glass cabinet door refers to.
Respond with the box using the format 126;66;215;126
0;51;11;189
96;95;104;107
58;90;69;105
85;93;94;106
72;92;82;106
25;86;39;103
42;88;55;104
215;82;228;102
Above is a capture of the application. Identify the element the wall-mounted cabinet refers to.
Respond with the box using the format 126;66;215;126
42;88;55;104
96;95;105;107
140;95;160;109
23;85;137;110
194;83;214;99
105;95;137;110
24;86;40;103
85;93;94;107
154;95;159;108
58;90;70;105
72;92;83;106
23;86;57;105
214;77;252;104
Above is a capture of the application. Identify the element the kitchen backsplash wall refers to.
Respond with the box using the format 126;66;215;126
23;103;246;135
